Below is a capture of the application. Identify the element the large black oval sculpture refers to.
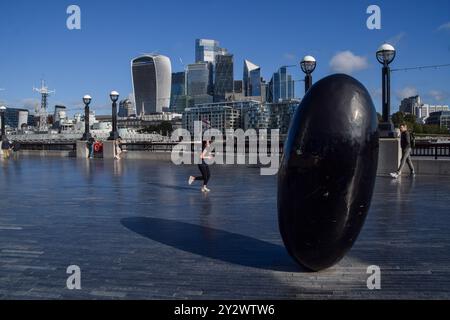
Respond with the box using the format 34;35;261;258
278;74;379;272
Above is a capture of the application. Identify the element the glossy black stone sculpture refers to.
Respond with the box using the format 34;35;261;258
278;74;379;272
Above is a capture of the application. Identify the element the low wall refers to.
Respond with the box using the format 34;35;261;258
403;158;450;176
19;150;75;158
13;150;450;176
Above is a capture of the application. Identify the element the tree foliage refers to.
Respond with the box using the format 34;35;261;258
390;111;449;135
138;121;173;136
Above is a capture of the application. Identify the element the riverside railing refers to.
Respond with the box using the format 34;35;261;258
18;141;77;151
120;140;283;154
411;142;450;159
14;140;450;160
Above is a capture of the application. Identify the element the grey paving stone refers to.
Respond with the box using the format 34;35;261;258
0;157;449;299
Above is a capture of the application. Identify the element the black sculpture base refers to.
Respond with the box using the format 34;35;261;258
278;74;379;271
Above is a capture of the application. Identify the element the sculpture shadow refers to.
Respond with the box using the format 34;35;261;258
121;217;302;272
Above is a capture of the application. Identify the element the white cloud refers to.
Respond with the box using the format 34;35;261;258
283;53;297;61
19;98;40;111
437;22;450;31
371;88;382;100
387;32;406;46
329;51;369;74
396;87;418;101
427;90;449;103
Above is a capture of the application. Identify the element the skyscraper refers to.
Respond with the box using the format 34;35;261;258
214;54;234;102
243;60;261;97
234;80;243;94
195;39;221;64
131;54;172;116
170;71;187;113
271;66;295;102
186;62;214;104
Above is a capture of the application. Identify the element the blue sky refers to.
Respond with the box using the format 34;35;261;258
0;0;449;115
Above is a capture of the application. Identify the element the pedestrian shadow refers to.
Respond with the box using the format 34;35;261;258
147;182;196;191
121;217;303;272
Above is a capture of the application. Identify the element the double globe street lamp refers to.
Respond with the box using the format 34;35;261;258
82;95;92;141
300;55;317;94
108;91;120;140
376;43;396;137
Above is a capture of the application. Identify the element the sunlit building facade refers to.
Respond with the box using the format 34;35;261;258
131;54;172;115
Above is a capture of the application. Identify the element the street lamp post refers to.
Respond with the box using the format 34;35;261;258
376;43;396;137
82;95;92;141
108;91;120;140
300;55;316;94
0;106;6;140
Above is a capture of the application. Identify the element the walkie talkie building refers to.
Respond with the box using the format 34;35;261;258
131;54;172;115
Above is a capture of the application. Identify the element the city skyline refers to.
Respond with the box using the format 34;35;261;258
0;0;449;115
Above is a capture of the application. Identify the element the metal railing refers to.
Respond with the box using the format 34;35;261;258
18;142;77;151
412;142;450;159
120;140;282;154
16;140;450;160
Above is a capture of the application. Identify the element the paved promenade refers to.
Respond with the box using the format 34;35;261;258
0;157;449;299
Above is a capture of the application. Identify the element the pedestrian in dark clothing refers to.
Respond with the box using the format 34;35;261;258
390;123;415;178
12;141;20;159
87;137;95;159
1;138;11;159
188;140;212;193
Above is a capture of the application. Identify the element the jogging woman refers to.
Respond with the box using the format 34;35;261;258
188;140;212;193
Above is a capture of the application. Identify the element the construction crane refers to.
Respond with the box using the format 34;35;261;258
33;80;55;132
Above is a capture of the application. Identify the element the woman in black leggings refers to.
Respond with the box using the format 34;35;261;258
189;140;212;193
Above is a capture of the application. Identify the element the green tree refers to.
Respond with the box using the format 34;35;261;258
404;114;416;124
391;111;405;128
413;123;423;134
138;121;173;136
376;112;383;123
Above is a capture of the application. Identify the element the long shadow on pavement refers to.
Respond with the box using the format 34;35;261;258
147;182;196;192
121;217;303;272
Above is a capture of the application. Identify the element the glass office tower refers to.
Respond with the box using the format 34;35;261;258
195;39;221;64
187;62;212;97
243;60;261;97
170;71;187;113
214;54;234;102
271;66;295;102
131;54;172;116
